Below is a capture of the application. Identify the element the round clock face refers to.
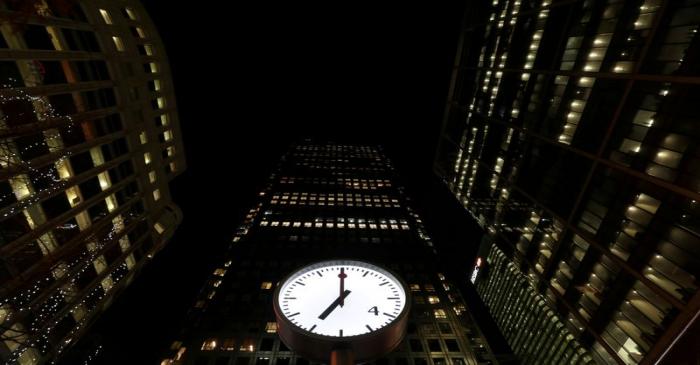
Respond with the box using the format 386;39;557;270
277;260;407;338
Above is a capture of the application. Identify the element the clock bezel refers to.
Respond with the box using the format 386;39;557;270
272;259;412;362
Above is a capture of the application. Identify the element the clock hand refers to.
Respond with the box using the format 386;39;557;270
318;289;351;320
339;268;347;307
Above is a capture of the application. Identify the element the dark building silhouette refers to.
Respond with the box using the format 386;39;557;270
435;1;700;364
160;143;499;365
0;1;185;364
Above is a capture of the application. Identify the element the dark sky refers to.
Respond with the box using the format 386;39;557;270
60;2;475;364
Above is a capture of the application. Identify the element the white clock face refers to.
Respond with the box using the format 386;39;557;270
278;260;407;337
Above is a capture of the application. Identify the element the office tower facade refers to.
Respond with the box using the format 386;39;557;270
0;1;185;364
160;143;498;365
434;0;700;364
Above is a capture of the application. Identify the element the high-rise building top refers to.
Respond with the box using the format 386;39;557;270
0;1;185;364
435;1;700;364
161;142;499;365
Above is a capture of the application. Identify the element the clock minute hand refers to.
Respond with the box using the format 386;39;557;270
318;289;351;320
339;267;347;307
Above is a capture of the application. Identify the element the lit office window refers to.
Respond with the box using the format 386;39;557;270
124;7;138;20
99;9;113;24
201;339;217;351
112;36;125;51
265;322;278;333
135;27;146;38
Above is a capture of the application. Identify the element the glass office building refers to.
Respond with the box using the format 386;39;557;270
160;143;498;365
0;2;185;364
434;1;700;364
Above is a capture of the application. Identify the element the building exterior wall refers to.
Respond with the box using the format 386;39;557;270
434;1;700;364
161;143;498;365
0;1;185;363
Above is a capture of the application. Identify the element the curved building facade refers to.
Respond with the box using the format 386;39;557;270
0;1;185;364
435;1;700;364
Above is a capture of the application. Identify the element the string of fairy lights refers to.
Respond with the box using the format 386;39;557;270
1;80;75;216
0;82;142;364
2;212;142;365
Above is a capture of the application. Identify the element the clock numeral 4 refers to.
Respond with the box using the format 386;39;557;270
368;306;379;316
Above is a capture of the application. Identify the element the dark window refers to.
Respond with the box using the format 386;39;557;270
2;97;37;127
15;133;48;161
47;93;76;116
216;357;230;365
70;151;94;175
409;339;423;352
41;61;67;85
123;62;134;77
235;357;250;365
0;61;23;88
107;114;124;132
104;242;122;264
79;177;102;200
60;124;86;147
0;181;16;210
0;215;32;246
444;340;460;352
75;60;110;81
87;200;108;222
23;25;54;50
427;340;441;352
109;160;134;185
62;29;100;52
53;217;80;245
259;338;273;351
82;88;116;110
437;323;452;334
30;165;59;192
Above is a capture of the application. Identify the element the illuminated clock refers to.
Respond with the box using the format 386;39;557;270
273;260;410;363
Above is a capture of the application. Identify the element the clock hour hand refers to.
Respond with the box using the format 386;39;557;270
318;289;351;320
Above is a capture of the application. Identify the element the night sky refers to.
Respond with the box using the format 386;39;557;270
58;2;505;364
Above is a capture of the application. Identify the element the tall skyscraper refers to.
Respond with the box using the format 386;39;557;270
0;2;185;364
160;143;498;365
434;1;700;364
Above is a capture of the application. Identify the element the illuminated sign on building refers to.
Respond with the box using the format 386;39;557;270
470;257;482;283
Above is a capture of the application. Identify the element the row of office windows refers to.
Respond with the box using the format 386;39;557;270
475;244;596;365
293;145;378;153
258;218;410;230
278;177;392;188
